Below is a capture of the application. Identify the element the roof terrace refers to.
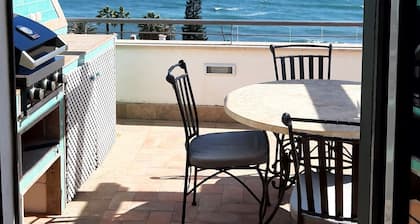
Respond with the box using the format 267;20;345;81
25;120;292;224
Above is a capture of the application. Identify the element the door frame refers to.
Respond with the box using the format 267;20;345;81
360;0;414;223
0;0;19;223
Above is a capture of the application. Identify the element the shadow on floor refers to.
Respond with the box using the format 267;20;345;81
26;175;292;224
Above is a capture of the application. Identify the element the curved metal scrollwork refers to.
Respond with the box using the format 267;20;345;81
260;133;297;223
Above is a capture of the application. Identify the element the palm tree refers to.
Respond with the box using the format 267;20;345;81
115;6;130;39
138;12;175;40
96;6;117;34
183;0;207;40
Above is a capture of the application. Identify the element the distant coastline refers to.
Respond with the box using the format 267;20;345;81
61;0;363;43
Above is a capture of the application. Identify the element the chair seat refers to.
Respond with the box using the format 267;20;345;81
189;130;268;169
290;173;356;224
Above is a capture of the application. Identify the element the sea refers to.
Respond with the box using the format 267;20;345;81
59;0;364;43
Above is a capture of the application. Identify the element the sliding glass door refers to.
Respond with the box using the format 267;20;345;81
361;0;418;223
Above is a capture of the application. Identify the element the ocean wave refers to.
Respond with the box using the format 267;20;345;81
245;12;269;17
213;7;240;11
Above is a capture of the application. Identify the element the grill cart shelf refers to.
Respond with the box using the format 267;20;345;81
12;2;116;223
17;90;66;218
13;13;68;222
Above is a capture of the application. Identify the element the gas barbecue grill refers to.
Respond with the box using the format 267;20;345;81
13;14;67;117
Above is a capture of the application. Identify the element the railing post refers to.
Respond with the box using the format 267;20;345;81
231;24;233;44
356;28;360;43
289;27;292;43
236;26;239;41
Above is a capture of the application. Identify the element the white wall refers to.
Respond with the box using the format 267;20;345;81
116;41;362;106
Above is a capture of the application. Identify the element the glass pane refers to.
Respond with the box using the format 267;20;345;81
411;6;420;220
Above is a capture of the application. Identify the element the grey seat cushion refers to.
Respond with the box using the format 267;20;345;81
189;130;268;168
290;173;356;224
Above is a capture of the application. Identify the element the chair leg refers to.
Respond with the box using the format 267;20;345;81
192;167;198;206
259;165;270;224
273;133;281;173
297;211;303;224
182;163;190;224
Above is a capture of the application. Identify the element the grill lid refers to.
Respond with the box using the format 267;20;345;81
13;14;67;70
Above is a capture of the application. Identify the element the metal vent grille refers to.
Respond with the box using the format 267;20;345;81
205;64;236;75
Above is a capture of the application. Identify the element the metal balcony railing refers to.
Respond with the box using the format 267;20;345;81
67;18;363;43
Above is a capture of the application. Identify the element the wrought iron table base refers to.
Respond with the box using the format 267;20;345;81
260;133;295;224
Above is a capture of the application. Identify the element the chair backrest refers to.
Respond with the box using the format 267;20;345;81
282;113;359;223
166;60;199;142
270;44;332;81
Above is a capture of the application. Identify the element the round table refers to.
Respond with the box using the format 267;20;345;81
224;80;361;139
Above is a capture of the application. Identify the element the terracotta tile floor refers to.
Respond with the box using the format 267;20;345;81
24;120;292;224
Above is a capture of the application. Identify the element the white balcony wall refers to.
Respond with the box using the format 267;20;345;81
116;41;362;106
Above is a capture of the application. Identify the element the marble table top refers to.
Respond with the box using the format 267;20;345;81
224;80;361;139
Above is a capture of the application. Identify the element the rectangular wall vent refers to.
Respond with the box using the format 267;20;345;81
205;64;236;76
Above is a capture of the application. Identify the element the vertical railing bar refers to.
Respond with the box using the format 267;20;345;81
231;24;234;44
289;26;292;43
237;25;239;41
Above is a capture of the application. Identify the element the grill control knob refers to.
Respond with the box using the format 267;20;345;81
40;79;57;91
29;87;44;101
50;72;65;83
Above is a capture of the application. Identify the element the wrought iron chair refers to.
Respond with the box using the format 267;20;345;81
166;60;270;223
269;44;332;81
267;44;333;211
281;113;359;223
